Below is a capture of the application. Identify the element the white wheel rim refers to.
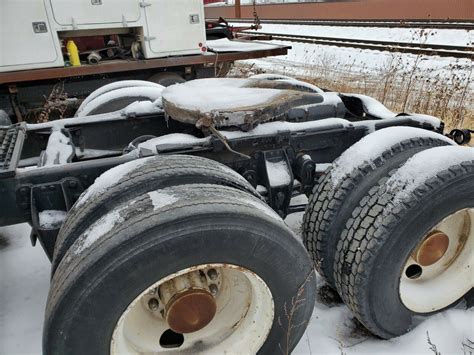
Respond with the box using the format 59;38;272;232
111;264;274;354
400;208;473;313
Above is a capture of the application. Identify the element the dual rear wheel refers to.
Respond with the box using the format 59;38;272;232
45;156;316;354
303;127;473;338
44;126;472;352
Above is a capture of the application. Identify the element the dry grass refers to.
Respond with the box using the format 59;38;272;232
305;54;472;132
26;83;79;123
231;29;473;131
233;56;473;132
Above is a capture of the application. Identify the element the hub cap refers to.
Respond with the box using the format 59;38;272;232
165;289;216;334
414;231;450;266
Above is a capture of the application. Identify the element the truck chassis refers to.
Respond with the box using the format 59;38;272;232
0;75;472;353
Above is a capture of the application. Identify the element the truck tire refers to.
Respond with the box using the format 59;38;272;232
44;184;316;354
148;72;186;87
303;127;454;287
51;155;261;274
76;86;164;117
75;80;164;117
333;145;473;338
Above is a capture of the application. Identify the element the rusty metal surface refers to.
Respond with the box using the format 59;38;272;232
165;288;217;334
414;231;450;266
205;0;474;21
0;46;289;85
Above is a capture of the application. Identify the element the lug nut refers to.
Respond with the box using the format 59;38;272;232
207;268;218;281
209;284;218;296
148;298;160;311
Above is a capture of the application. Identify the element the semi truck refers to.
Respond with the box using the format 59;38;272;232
1;73;472;353
0;1;472;354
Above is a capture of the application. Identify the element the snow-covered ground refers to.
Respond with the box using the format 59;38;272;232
236;23;474;47
1;212;472;354
232;23;473;86
0;224;50;354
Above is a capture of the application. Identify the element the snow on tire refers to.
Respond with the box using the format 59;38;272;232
75;80;164;117
249;73;324;93
303;127;454;287
44;184;316;354
75;86;164;117
51;154;261;274
334;146;474;339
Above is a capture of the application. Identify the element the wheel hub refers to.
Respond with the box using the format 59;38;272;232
414;231;449;266
165;288;216;334
158;269;221;334
399;208;473;313
111;264;274;354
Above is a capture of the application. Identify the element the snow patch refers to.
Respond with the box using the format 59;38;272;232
74;208;124;255
266;160;292;187
341;95;442;128
294;302;473;354
250;74;325;92
403;113;443;129
275;78;324;93
207;38;285;52
294;92;343;112
234;23;473;82
0;223;49;353
320;92;344;106
74;157;153;209
221;117;350;139
316;163;332;173
121;98;163;116
343;93;395;119
148;191;179;211
43;130;74;166
137;134;211;154
38;210;67;229
75;148;121;159
236;22;473;48
162;78;284;113
256;185;268;194
387;146;474;204
330;126;455;187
